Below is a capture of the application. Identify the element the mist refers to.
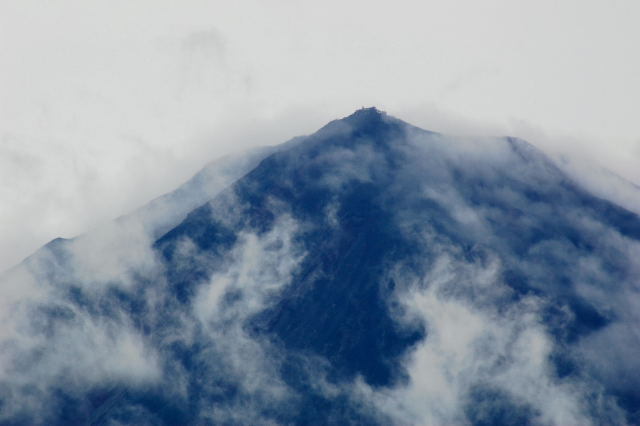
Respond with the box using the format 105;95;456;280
2;0;639;271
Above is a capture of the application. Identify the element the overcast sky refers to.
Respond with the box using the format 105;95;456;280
1;0;639;271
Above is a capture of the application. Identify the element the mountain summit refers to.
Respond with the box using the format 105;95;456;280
1;109;639;425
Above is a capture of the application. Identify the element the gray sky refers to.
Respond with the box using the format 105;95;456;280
1;0;639;271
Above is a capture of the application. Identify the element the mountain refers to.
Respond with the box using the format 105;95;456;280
1;108;639;425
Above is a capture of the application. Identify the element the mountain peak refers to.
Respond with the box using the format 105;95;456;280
310;106;401;146
343;106;388;124
349;106;385;116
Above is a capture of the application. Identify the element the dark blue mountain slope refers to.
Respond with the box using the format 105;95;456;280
1;108;640;425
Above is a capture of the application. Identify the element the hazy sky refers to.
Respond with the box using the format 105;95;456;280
1;0;639;271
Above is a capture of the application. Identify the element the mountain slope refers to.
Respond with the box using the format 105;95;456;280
1;108;639;425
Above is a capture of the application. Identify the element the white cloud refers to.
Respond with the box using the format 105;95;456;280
352;253;616;425
0;263;162;422
1;0;639;271
0;193;307;423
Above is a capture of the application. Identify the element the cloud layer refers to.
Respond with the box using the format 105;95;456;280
1;0;639;271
